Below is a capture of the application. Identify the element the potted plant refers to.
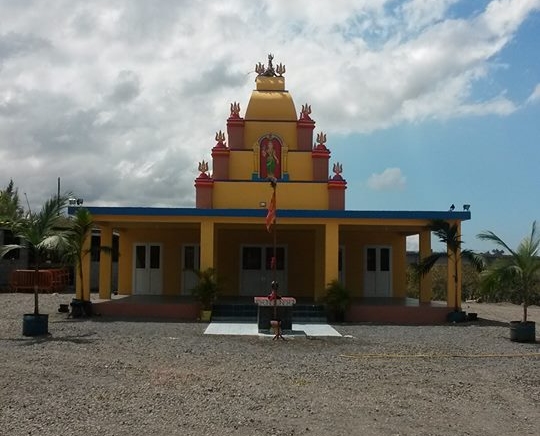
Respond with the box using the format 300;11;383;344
477;221;540;342
416;220;484;322
190;267;219;322
0;194;71;336
324;279;350;323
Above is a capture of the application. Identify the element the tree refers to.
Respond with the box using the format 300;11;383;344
415;220;484;311
0;179;24;221
477;221;540;323
0;194;71;315
62;208;95;302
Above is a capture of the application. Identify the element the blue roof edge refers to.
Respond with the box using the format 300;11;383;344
69;206;471;221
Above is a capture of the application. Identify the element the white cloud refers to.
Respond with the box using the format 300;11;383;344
0;0;538;209
367;168;406;191
526;83;540;104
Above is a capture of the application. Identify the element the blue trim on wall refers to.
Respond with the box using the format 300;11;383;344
69;206;471;221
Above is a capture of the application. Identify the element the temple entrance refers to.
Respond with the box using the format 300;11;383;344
240;245;287;296
363;246;392;297
133;243;163;295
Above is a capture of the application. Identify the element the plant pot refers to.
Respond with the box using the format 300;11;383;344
200;310;212;322
467;312;478;321
22;313;49;336
70;299;93;318
509;321;536;343
446;310;467;323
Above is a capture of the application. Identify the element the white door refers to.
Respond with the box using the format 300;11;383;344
240;246;287;296
133;243;163;295
182;244;200;295
363;246;392;297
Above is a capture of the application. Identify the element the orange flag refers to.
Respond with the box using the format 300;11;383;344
265;191;276;232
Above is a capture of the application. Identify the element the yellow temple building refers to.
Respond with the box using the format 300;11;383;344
76;55;470;324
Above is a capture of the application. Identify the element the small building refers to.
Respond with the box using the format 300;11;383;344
75;55;470;323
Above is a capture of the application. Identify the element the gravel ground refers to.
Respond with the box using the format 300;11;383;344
1;293;539;436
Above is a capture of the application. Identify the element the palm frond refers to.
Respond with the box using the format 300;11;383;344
477;230;516;256
416;252;446;277
462;249;485;272
0;244;24;259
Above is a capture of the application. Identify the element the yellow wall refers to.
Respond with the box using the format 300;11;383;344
287;152;314;181
228;150;256;180
212;181;328;209
341;230;407;298
117;227;199;296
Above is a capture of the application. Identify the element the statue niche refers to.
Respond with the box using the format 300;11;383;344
259;134;282;180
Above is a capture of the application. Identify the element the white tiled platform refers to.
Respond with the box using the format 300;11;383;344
204;322;341;337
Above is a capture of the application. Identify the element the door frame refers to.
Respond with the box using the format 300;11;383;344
239;244;287;296
132;243;163;295
181;244;200;295
363;245;392;298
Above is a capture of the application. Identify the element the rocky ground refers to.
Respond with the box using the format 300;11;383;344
1;293;539;436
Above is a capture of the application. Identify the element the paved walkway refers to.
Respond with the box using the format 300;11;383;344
204;322;341;337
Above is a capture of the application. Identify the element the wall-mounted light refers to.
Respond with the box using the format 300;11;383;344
69;198;84;206
463;204;470;211
259;201;266;208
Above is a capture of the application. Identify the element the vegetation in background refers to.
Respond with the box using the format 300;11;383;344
413;220;484;310
478;221;540;322
407;261;481;302
0;179;24;222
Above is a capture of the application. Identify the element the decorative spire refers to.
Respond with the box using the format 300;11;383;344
332;162;343;180
198;160;209;176
300;103;312;121
314;131;328;150
255;53;286;77
214;130;226;148
229;102;241;118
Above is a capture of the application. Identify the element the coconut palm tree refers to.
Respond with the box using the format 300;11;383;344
0;194;71;315
416;220;484;311
477;221;540;323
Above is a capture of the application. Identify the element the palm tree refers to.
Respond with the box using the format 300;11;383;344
416;220;484;311
477;221;540;323
0;194;71;315
63;207;95;303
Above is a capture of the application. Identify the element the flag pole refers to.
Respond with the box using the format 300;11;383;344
272;179;277;284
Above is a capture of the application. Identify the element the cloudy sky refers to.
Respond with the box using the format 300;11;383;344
1;0;539;252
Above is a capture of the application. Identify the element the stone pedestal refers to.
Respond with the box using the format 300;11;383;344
254;297;296;331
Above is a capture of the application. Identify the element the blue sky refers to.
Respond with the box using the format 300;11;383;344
0;0;539;252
